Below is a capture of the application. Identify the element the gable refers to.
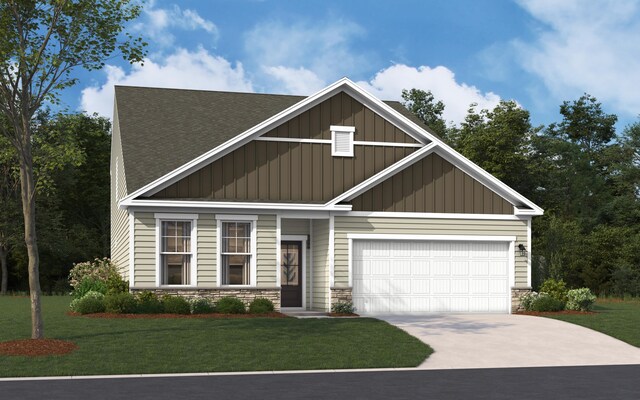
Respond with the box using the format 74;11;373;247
149;91;424;203
262;91;420;144
350;152;514;214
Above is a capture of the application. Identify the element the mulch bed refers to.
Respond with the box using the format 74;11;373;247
0;339;77;357
516;310;596;316
66;311;288;319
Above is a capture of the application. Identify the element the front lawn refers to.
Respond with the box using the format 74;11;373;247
544;299;640;347
0;296;432;377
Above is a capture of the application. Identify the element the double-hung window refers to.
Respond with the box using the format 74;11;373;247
155;214;197;286
217;215;256;286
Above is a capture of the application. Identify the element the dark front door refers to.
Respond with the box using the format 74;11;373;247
281;241;302;307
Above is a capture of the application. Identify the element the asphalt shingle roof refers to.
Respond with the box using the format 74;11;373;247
114;86;431;194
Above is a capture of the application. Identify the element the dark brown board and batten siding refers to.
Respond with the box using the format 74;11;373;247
351;153;514;214
263;92;419;143
151;141;416;202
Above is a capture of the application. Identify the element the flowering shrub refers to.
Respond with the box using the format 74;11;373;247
520;292;539;311
521;291;564;312
566;288;597;311
69;258;128;297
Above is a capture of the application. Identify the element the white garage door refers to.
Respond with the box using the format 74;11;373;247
352;240;511;314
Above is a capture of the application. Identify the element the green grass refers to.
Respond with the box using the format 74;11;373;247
0;296;432;377
544;299;640;347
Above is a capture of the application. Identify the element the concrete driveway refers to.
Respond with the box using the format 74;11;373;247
378;314;640;369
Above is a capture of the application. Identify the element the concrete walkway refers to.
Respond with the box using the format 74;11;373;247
378;314;640;369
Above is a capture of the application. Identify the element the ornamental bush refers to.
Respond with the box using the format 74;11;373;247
529;293;565;312
331;301;356;314
71;291;106;314
248;298;275;314
520;292;539;311
162;295;191;315
566;288;597;312
190;297;215;314
135;291;164;314
72;277;108;299
216;297;246;314
104;292;137;314
69;258;128;298
539;278;569;304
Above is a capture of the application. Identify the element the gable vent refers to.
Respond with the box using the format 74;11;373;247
331;125;355;157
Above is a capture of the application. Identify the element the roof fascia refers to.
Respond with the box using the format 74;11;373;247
120;199;353;212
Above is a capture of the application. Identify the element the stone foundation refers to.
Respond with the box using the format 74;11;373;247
130;288;281;311
330;287;353;309
511;287;532;313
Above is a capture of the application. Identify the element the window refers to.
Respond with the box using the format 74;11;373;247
331;125;355;157
217;215;257;286
155;213;198;286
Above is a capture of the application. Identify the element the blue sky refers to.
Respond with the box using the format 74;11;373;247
72;0;640;129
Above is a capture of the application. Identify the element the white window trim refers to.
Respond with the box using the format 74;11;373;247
281;235;307;310
216;214;258;287
154;213;198;288
331;125;355;157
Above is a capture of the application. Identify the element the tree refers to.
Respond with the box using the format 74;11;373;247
0;0;145;339
0;133;21;294
401;89;449;139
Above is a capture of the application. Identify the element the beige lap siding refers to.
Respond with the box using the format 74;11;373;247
110;110;130;280
197;214;216;286
312;219;330;311
333;217;529;288
256;215;277;287
133;212;156;287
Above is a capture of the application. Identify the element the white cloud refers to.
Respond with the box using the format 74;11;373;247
245;18;370;92
81;48;252;117
514;0;640;117
357;64;501;125
133;1;218;47
262;66;325;95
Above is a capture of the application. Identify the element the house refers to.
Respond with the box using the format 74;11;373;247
110;78;543;314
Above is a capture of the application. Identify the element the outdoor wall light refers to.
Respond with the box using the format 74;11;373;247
518;243;528;257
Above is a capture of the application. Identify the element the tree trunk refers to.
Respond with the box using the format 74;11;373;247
0;244;7;295
17;125;44;339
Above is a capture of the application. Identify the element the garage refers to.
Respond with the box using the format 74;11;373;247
352;239;512;314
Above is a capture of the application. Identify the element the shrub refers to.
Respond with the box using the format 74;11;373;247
248;298;275;314
216;297;246;314
73;277;107;299
331;301;356;314
72;291;106;314
162;295;191;314
105;274;129;295
135;291;163;314
105;292;137;314
566;288;597;311
190;297;215;314
520;292;539;311
539;278;568;304
529;293;565;312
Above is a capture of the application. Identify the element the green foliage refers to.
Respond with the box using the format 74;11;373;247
520;292;539;311
401;89;449;139
539;278;569;303
161;295;191;315
248;298;275;314
566;288;597;311
72;277;107;299
104;292;137;314
105;274;129;295
190;297;215;314
529;293;565;312
216;297;246;314
331;301;356;314
71;291;106;314
135;291;163;314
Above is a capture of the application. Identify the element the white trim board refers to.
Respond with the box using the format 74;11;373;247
347;234;517;242
254;136;423;148
346;211;523;220
122;199;351;212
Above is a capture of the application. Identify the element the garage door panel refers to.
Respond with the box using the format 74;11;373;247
353;240;510;314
